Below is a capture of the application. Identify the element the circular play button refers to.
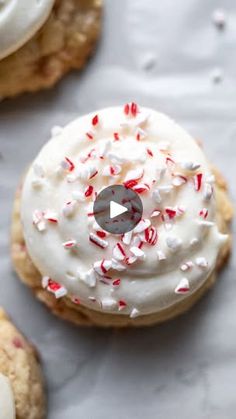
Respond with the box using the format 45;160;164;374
93;185;143;234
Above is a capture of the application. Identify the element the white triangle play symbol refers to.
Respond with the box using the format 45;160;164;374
110;201;128;219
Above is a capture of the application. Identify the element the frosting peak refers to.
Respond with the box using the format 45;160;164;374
21;105;227;317
0;0;54;60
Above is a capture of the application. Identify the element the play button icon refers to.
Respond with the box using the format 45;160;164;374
110;201;128;219
93;185;143;234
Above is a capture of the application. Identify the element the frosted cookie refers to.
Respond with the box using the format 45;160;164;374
0;309;45;418
0;0;102;98
11;105;233;327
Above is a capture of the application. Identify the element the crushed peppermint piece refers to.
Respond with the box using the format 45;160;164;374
63;240;77;249
144;227;158;245
151;209;161;218
157;250;166;261
133;219;151;234
130;308;140;318
84;185;94;198
113;278;121;287
132;183;150;194
196;257;208;268
102;164;122;176
203;183;213;201
136;127;146;141
180;261;194;272
172;174;187;187
102;298;118;311
80;269;97;287
124;168;144;184
118;300;127;310
194;173;203;191
89;233;108;249
43;278;67;299
94;259;112;276
122;231;133;245
113;243;126;261
175;278;190;294
130;246;146;260
166;236;182;251
180;161;201;171
199;208;208;219
72;190;85;202
111;259;127;271
62;200;77;217
92;114;99;126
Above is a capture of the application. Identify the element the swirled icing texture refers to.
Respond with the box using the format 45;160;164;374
0;0;54;60
0;373;15;419
21;106;227;317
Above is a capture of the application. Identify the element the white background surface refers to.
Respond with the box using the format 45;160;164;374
0;1;236;418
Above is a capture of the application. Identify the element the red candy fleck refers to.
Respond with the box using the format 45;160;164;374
92;115;99;126
147;148;154;157
96;231;107;239
131;102;138;117
124;103;130;115
144;227;158;246
65;157;75;172
119;300;127;310
113;132;120;141
86;132;94;140
165;208;177;219
124;179;139;189
113;279;121;287
194;173;203;191
84;185;94;197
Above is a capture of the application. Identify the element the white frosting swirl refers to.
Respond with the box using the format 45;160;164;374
21;106;227;317
0;0;54;60
0;373;15;419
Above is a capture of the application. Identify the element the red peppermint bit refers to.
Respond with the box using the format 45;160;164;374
131;102;138;117
89;234;107;249
48;279;61;292
124;179;139;189
147;148;154;157
194;173;203;191
101;259;108;274
113;279;121;287
86;132;94;140
92;114;99;126
165;208;177;219
166;156;175;166
65;157;75;172
89;170;98;180
144;227;158;246
87;212;95;217
113;132;120;141
84;185;94;197
199;208;208;219
124;103;130;115
96;231;107;239
133;183;150;194
46;217;58;223
119;300;127;310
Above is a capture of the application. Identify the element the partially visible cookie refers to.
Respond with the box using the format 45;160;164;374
0;309;45;419
0;0;102;98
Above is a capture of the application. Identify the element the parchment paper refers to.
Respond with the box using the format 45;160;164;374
0;1;235;418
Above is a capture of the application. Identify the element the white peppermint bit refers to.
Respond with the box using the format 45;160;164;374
175;278;190;294
124;168;143;182
133;219;151;234
101;298;118;311
80;269;97;288
157;250;166;261
94;260;112;276
180;261;194;272
203;183;213;201
54;287;68;299
62;200;77;217
122;231;133;245
130;247;146;260
196;257;208;268
111;259;127;271
179;161;201;171
130;308;140;319
72;190;85;202
166;236;182;251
